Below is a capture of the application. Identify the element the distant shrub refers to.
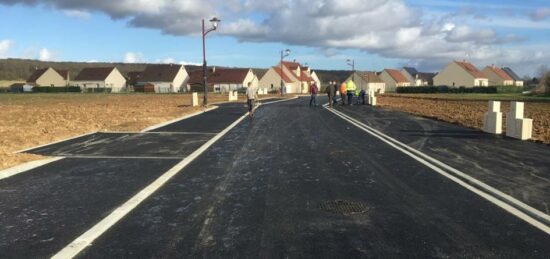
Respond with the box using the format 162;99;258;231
83;88;112;93
0;87;8;93
396;86;497;94
495;85;524;93
33;86;81;93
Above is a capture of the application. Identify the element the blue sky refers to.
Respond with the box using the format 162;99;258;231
0;0;548;76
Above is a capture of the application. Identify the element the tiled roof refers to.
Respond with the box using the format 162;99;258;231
74;67;115;81
502;67;521;81
54;69;69;80
385;69;409;83
127;71;143;85
26;68;49;83
139;64;183;82
486;66;513;81
455;61;486;78
300;71;313;82
417;72;436;83
208;68;250;84
282;61;301;70
403;67;418;76
274;67;295;83
357;72;384;83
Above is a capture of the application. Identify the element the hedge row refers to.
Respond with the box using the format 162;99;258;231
32;86;82;93
395;86;497;94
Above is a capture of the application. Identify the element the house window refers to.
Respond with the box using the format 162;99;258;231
271;84;274;89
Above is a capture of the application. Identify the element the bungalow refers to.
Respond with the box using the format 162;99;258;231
346;71;386;93
433;61;488;87
138;64;189;93
482;65;514;86
401;67;436;86
26;67;69;87
187;68;258;93
379;69;411;92
501;67;524;87
73;67;126;92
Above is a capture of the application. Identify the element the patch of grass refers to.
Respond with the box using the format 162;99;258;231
383;93;550;102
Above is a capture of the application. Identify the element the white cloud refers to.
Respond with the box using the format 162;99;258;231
155;57;175;64
124;52;145;63
63;9;91;19
39;48;54;61
0;40;13;57
529;7;550;21
179;60;202;66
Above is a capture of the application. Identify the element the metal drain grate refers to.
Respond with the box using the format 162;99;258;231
319;200;369;216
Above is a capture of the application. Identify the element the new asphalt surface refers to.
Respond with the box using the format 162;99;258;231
1;97;549;258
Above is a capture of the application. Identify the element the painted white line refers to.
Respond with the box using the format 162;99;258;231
15;132;98;154
260;96;299;105
326;106;550;234
0;157;65;181
53;109;251;259
58;155;184;160
141;106;219;132
99;131;218;135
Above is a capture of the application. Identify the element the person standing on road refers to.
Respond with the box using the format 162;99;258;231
309;81;318;107
246;82;258;118
332;81;339;105
359;89;366;105
339;81;347;105
346;79;356;105
325;81;336;107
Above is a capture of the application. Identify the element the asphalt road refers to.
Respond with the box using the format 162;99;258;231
1;97;549;258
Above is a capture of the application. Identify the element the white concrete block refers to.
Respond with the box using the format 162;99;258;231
192;92;199;107
507;118;532;140
371;96;377;106
509;101;524;119
483;112;502;134
488;101;501;113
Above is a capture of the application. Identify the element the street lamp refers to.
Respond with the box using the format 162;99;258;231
347;58;355;86
280;49;291;96
202;17;221;106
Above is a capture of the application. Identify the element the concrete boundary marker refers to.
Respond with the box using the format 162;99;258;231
325;105;550;235
0;157;65;181
15;131;98;154
141;106;219;132
52;96;300;258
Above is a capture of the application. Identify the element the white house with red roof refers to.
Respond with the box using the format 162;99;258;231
482;65;514;86
433;61;489;87
379;69;411;92
259;61;318;94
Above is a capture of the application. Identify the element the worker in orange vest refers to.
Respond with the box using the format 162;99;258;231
339;81;347;105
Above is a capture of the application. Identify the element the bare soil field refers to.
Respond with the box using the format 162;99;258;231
0;93;259;170
378;95;550;144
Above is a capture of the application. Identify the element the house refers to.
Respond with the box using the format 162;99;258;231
187;68;258;93
259;61;318;94
433;61;488;87
126;71;143;88
379;69;411;92
26;67;69;87
73;67;126;92
501;67;524;87
346;71;386;93
138;64;189;93
482;65;514;86
400;67;436;86
310;71;322;89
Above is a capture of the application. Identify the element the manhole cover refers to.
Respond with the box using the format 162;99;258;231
319;200;369;216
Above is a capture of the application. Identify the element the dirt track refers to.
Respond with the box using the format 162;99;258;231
378;95;550;144
0;93;253;170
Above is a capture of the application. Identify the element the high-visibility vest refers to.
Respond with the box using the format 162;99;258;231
339;83;347;94
346;80;357;91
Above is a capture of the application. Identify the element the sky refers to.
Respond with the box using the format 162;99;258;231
0;0;548;77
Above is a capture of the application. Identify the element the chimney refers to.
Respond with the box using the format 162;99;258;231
213;67;216;73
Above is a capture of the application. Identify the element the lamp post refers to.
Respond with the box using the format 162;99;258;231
280;49;291;96
202;17;221;106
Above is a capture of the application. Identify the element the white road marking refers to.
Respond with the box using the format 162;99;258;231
141;106;219;132
325;105;550;235
260;96;299;105
57;155;184;160
0;157;65;181
99;131;219;135
52;110;251;259
15;132;98;154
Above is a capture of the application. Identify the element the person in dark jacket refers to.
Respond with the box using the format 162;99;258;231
360;89;366;105
325;81;336;107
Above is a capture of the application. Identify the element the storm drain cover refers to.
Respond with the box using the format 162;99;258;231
319;200;369;216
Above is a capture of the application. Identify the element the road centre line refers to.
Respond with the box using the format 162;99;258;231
15;131;98;154
324;105;550;235
99;131;219;135
55;155;184;160
52;97;301;258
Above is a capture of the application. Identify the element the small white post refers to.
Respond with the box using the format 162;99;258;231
192;92;199;107
482;101;502;134
506;102;532;140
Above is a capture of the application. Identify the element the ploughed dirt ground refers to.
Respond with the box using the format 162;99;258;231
0;93;267;170
378;94;550;145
